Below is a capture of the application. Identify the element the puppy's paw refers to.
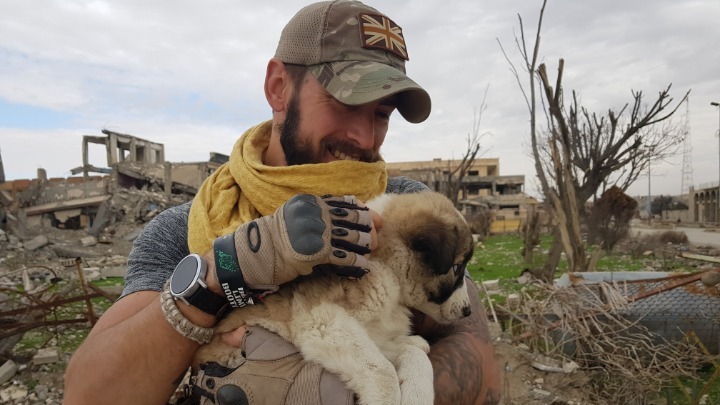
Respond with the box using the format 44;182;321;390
396;346;434;405
397;335;430;354
398;364;434;405
217;348;246;369
195;338;245;370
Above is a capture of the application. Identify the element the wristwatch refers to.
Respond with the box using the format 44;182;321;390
169;253;228;316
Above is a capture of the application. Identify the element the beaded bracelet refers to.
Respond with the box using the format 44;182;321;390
160;281;214;344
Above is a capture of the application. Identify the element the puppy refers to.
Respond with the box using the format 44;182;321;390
194;191;475;405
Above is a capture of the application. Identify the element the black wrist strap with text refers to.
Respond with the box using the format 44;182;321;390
213;233;255;308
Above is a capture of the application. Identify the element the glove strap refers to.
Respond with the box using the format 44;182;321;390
213;233;255;308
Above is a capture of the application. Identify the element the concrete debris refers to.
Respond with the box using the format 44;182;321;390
0;360;17;385
51;245;102;258
0;131;222;405
22;235;48;251
531;388;551;397
32;348;60;365
80;236;97;247
482;279;500;291
0;385;28;402
0;130;218;248
506;293;520;308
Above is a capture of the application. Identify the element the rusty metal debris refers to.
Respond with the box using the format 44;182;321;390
0;266;110;340
556;269;720;355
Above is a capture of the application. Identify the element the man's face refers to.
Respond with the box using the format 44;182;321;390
278;73;396;166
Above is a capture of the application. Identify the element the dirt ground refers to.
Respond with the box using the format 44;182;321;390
0;224;591;405
1;225;717;404
493;339;591;405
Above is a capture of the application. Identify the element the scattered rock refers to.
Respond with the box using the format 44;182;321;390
482;279;500;291
701;270;720;287
0;384;28;402
506;293;520;308
23;235;49;251
0;360;17;385
532;387;551;397
80;236;97;247
32;348;60;365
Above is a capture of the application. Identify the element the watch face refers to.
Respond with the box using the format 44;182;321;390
170;254;201;295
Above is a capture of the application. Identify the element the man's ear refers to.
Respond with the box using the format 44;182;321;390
265;58;293;112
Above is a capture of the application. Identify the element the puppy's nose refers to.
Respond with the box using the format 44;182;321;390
462;306;472;318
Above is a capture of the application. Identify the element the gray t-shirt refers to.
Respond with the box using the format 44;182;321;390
121;176;428;298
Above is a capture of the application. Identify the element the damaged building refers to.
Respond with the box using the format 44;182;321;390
386;157;542;234
0;130;227;238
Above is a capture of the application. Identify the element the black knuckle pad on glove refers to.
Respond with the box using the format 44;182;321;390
329;207;372;233
216;385;249;405
322;195;363;209
282;194;326;255
331;229;372;255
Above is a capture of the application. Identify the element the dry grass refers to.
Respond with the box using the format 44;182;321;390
500;282;714;405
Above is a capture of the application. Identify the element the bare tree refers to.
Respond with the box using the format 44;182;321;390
498;0;689;279
444;86;490;208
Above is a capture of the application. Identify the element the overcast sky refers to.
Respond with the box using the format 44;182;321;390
2;0;719;199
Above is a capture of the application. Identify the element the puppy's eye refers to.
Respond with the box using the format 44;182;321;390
411;239;431;252
453;264;465;275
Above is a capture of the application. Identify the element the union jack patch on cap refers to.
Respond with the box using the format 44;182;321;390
359;13;409;61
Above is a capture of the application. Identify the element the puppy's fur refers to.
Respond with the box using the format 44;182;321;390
194;191;474;405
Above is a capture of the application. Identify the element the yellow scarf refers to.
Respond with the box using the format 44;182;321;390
188;120;388;254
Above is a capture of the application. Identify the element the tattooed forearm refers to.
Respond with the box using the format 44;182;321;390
415;280;501;405
430;330;499;405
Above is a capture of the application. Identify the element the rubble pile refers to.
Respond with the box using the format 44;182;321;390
0;131;224;404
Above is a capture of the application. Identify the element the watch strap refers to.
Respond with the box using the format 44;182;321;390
185;283;229;316
214;233;255;308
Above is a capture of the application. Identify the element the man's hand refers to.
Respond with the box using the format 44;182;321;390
209;194;377;301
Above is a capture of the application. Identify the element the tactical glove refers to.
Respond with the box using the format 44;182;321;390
213;194;373;307
189;326;354;405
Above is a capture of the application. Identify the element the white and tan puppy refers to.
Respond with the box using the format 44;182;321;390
194;191;474;405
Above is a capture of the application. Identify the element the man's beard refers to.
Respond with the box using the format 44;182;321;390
279;94;381;166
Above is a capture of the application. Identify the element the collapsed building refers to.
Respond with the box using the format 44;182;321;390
0;130;226;239
0;131;229;369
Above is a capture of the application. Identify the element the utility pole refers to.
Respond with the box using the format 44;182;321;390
647;161;652;224
712;101;720;223
680;98;693;196
0;146;5;184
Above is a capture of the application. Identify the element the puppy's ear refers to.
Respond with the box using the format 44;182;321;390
409;220;458;275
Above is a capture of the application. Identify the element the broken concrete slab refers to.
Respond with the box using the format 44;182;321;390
87;200;111;237
32;348;60;365
51;245;102;258
24;195;109;216
23;235;49;251
0;360;17;385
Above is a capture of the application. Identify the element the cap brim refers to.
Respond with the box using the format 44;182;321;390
308;61;431;123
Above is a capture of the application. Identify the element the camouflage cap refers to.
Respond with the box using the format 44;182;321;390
275;0;431;123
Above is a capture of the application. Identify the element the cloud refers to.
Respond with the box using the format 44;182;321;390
1;0;719;200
